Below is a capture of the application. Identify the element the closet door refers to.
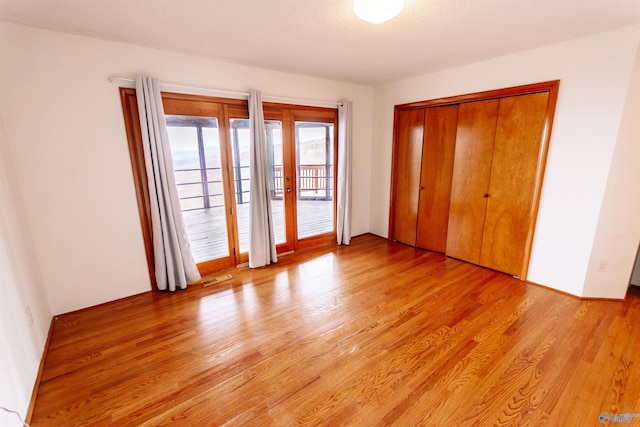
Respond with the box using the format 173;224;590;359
446;99;500;264
391;108;425;246
480;92;549;275
415;105;459;252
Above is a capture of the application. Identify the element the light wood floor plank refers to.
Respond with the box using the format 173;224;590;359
30;235;640;426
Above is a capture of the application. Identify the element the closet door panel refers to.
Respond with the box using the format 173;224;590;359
446;99;499;264
416;104;459;252
480;92;549;275
392;109;425;246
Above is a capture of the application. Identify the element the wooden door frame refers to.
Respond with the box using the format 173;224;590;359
389;108;425;247
388;80;560;280
120;88;156;288
162;94;241;276
258;107;296;256
290;108;339;251
120;90;339;288
120;89;248;287
262;102;339;251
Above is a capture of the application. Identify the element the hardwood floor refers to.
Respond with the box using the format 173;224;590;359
30;235;640;426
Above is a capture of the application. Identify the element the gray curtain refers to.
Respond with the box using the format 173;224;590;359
248;90;278;267
337;101;353;245
135;76;200;290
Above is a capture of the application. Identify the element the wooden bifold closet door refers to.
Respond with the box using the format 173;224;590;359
392;108;425;247
444;99;499;264
480;92;549;275
391;105;458;252
415;105;458;252
446;92;549;276
389;81;558;280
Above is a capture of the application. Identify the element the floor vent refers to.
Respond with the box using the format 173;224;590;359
202;273;233;286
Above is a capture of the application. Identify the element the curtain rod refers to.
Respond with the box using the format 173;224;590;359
109;77;342;108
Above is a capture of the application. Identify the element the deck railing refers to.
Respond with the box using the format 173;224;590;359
176;164;332;210
273;165;332;200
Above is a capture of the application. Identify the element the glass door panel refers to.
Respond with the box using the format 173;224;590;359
295;122;335;239
229;118;287;255
266;120;286;245
123;90;340;286
229;118;251;254
165;115;230;263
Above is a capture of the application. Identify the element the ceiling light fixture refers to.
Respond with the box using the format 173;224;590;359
354;0;404;24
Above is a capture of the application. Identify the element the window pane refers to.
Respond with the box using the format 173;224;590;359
267;120;286;245
166;115;230;261
296;122;334;239
209;195;225;207
180;198;204;211
207;167;223;182
207;182;224;200
177;183;203;199
231;119;285;253
167;127;200;170
203;127;222;169
230;119;251;253
174;170;202;185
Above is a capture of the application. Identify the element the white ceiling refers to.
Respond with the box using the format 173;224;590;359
1;0;640;85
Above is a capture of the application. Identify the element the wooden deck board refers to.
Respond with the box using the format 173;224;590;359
29;235;640;426
183;199;333;262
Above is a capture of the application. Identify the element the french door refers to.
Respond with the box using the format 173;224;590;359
121;89;337;284
289;108;337;250
225;105;338;263
162;96;237;276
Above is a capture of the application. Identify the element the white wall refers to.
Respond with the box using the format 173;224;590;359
371;25;640;297
0;22;374;315
583;41;640;298
0;117;52;425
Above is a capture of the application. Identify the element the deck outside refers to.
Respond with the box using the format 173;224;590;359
183;199;334;262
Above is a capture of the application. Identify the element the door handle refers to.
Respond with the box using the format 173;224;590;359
483;193;489;198
286;188;292;193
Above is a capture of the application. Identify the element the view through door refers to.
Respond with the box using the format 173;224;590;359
123;93;338;284
295;121;335;240
121;89;339;283
165;115;231;263
161;96;237;276
224;108;338;260
227;115;288;256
